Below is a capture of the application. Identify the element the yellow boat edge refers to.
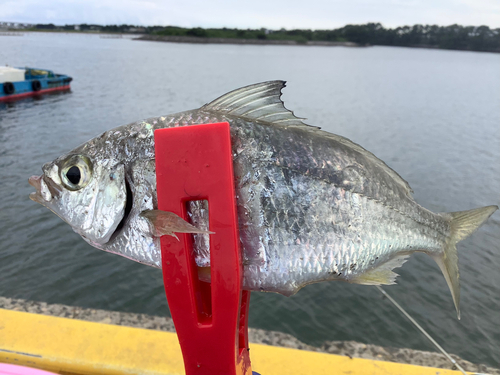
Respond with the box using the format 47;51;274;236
0;308;473;375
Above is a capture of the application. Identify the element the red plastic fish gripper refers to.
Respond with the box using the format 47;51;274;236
154;122;253;375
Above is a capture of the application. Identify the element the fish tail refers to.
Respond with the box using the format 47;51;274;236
433;205;498;319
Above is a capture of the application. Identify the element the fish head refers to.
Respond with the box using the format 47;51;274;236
29;152;127;248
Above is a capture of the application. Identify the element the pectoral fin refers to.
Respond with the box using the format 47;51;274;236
140;209;214;240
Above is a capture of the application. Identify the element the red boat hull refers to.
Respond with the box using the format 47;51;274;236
0;85;71;102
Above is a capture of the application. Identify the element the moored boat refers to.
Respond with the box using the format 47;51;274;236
0;66;72;101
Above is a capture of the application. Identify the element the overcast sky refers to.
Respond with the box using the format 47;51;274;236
1;0;499;29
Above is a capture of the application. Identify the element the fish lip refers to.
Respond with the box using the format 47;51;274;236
28;174;70;225
29;175;46;204
29;191;44;204
29;174;62;204
29;175;42;190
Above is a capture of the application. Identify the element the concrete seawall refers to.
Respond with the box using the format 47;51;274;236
1;296;497;374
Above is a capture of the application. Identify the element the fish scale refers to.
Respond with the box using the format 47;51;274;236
29;81;498;318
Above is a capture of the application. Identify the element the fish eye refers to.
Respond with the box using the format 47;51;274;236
66;166;81;184
60;155;93;190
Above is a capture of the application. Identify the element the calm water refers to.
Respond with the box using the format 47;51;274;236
1;33;499;368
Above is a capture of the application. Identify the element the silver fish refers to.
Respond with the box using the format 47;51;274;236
29;81;497;318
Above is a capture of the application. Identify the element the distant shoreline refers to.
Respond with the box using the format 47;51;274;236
134;35;500;53
4;30;498;53
4;22;499;53
135;34;362;47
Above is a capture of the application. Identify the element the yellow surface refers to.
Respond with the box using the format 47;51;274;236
0;308;469;375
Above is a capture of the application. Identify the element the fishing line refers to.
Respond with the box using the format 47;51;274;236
375;286;468;375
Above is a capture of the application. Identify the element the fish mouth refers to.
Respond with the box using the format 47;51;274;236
29;175;45;203
109;176;134;242
29;175;61;204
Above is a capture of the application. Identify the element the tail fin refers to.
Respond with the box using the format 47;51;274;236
433;205;498;319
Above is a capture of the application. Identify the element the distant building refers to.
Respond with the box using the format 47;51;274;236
74;25;80;31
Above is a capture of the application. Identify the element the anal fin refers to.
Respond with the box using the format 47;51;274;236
350;255;409;285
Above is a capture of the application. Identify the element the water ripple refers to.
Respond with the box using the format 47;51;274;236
0;33;499;368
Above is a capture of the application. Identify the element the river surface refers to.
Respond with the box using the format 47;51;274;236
1;33;499;368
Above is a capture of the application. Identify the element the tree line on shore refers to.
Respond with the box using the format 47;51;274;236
32;23;500;52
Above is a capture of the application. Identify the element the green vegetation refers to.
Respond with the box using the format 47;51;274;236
153;24;500;52
29;23;500;52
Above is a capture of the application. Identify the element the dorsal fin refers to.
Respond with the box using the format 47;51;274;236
202;80;413;196
201;81;310;127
